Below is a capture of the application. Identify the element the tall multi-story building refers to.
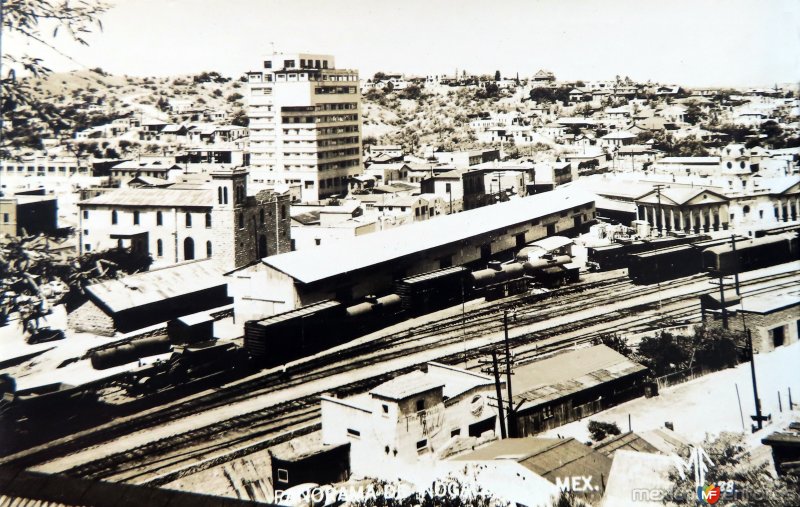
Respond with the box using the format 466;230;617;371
246;53;363;202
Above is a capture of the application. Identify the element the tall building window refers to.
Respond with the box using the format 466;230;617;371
111;210;118;225
223;187;228;204
205;213;212;228
156;239;163;257
156;211;163;226
206;241;212;257
238;212;244;229
83;210;89;219
218;187;223;204
184;237;195;260
133;210;140;225
259;209;265;225
281;205;287;220
185;212;192;227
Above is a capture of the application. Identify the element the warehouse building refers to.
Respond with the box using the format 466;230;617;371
510;345;648;437
68;259;230;336
227;187;596;321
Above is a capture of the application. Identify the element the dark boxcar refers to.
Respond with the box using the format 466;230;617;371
244;300;344;365
628;236;745;285
588;234;710;271
395;266;469;315
703;233;799;276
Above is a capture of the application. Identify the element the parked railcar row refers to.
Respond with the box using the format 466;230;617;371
587;234;712;271
629;232;799;285
244;256;581;366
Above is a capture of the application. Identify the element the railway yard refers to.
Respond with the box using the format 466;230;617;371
2;258;798;500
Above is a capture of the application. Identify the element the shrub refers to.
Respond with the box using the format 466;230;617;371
588;420;621;441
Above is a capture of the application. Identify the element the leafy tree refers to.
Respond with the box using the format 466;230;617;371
684;101;703;125
476;82;499;99
400;84;422;100
227;92;244;103
230;109;248;127
634;331;692;376
494;70;501;81
373;71;387;81
2;0;109;121
156;96;170;112
692;325;743;371
591;333;632;356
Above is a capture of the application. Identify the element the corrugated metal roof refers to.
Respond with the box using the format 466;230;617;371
263;187;595;284
253;299;340;326
86;260;225;314
593;431;660;458
370;370;445;400
79;187;213;208
513;345;646;409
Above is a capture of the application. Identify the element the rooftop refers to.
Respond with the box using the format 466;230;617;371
737;289;800;314
370;370;445;400
261;187;594;284
86;259;225;314
453;437;613;487
512;345;647;410
79;187;213;208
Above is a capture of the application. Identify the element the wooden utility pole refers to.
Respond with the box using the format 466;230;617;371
503;310;515;437
491;349;507;438
730;235;740;295
747;330;769;432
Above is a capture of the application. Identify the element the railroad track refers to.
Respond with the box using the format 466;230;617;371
30;268;797;484
0;274;629;461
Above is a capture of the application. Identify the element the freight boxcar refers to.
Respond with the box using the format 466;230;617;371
395;266;470;316
244;300;344;365
702;233;799;276
627;237;739;285
587;234;710;271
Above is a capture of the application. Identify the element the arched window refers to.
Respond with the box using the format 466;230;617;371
184;237;195;260
111;210;118;225
156;239;163;257
185;212;192;227
223;187;228;204
238;212;244;229
259;209;265;225
156;211;163;226
133;210;140;225
205;212;212;228
206;241;212;257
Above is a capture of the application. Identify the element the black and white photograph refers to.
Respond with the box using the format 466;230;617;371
1;0;799;505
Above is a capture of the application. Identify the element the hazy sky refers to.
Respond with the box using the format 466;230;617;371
5;0;800;87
